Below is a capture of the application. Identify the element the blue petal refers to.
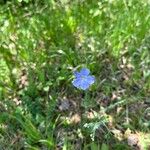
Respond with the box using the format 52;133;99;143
72;77;90;90
72;68;95;90
79;79;90;90
86;75;95;85
74;71;81;78
80;68;90;76
72;78;80;88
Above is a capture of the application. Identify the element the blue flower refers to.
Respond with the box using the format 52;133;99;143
72;68;95;90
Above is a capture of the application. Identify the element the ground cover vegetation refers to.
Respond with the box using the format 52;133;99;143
0;0;150;149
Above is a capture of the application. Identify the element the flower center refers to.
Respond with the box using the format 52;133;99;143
81;75;86;80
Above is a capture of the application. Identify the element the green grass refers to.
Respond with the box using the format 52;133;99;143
0;0;150;149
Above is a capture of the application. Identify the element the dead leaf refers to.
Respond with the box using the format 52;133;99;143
127;134;139;147
70;113;81;124
58;99;70;111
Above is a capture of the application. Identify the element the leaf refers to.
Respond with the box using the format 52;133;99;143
101;143;109;150
90;142;99;150
38;139;54;148
25;144;39;150
24;0;29;2
43;86;49;92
